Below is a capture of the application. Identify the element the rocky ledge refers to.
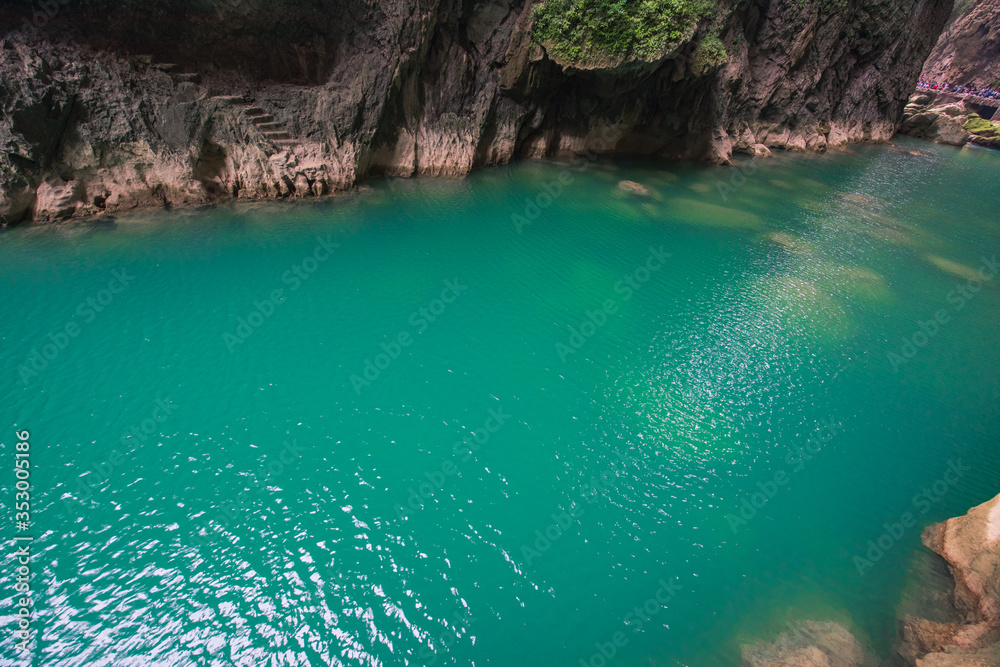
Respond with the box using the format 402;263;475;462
741;493;1000;666
900;92;1000;148
0;0;952;224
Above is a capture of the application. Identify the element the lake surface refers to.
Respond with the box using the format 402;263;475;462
1;136;999;666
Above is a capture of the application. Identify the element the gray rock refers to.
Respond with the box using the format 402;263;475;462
0;0;954;222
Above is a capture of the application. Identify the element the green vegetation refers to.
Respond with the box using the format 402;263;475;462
532;0;717;66
690;30;727;74
963;114;1000;138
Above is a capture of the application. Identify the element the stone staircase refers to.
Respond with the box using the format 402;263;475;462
137;56;300;151
241;104;298;149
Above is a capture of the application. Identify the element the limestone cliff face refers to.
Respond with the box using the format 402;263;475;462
0;0;953;223
922;0;1000;87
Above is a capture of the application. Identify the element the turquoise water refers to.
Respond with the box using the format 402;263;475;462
1;137;1000;666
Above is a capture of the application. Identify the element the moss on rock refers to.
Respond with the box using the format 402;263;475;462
962;114;1000;138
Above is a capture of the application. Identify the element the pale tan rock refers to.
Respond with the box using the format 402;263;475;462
617;180;654;197
741;621;875;667
923;493;1000;624
33;178;78;220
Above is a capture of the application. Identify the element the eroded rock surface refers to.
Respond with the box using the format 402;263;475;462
895;492;1000;665
0;0;953;223
922;0;1000;88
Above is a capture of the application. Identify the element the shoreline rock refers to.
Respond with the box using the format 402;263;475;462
897;492;1000;665
742;493;1000;667
0;0;952;224
899;91;1000;149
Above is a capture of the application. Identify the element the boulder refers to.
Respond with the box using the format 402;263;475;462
930;115;971;145
922;493;1000;625
898;616;962;663
34;177;78;220
617;180;654;197
895;493;1000;665
741;621;877;667
969;135;1000;149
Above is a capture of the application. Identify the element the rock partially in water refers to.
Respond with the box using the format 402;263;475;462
34;177;79;220
894;492;1000;665
740;620;877;667
923;492;1000;625
900;98;972;147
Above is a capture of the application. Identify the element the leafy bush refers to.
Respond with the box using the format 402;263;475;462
690;30;727;74
532;0;716;66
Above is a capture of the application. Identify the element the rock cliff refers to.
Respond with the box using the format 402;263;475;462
921;0;1000;88
0;0;953;223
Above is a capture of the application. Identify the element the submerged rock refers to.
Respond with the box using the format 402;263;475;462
924;255;987;283
767;231;814;253
740;620;877;667
668;198;762;229
617;180;654;197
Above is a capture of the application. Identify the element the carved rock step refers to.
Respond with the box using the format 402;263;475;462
255;121;283;131
264;131;292;141
243;107;267;117
211;95;245;106
173;72;200;83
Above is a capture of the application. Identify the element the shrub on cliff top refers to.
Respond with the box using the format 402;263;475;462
532;0;716;66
